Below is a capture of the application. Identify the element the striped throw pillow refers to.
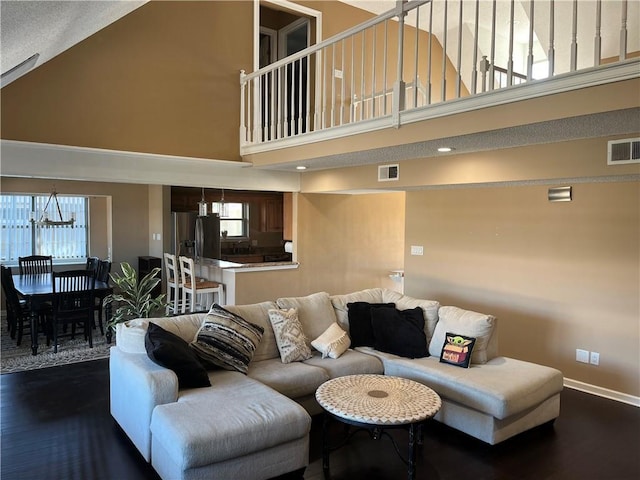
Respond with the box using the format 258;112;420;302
191;304;264;374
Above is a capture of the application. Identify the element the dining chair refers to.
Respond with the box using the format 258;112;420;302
164;253;183;315
1;265;48;346
92;260;112;335
178;256;224;313
51;270;96;353
18;255;53;275
85;256;100;275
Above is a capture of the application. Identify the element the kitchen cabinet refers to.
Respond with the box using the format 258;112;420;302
260;197;283;232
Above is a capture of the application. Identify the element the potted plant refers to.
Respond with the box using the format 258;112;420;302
104;261;166;342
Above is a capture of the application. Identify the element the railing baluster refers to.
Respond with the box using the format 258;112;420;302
594;0;601;66
527;0;535;80
239;70;246;144
471;0;479;94
340;40;345;126
548;0;555;76
372;24;377;118
322;46;328;129
620;0;628;61
331;44;336;127
271;68;282;139
490;0;496;90
427;0;433;105
441;0;448;101
350;37;355;124
414;4;420;108
456;0;463;98
305;54;311;133
507;0;515;86
383;19;388;115
360;29;366;121
393;0;406;126
298;58;303;134
570;0;578;72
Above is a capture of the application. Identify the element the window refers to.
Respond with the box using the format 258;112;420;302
0;194;88;264
219;202;248;238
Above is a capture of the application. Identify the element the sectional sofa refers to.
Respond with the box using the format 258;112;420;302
109;288;564;480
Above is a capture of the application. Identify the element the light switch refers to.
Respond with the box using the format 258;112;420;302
410;245;424;256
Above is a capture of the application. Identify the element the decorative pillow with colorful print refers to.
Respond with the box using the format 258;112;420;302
440;332;476;368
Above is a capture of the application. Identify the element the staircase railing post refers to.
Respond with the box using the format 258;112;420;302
392;0;406;128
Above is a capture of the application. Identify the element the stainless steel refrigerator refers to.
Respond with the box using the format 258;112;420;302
171;212;221;260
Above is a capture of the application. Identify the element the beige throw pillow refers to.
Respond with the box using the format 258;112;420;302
268;308;313;363
311;323;351;359
429;306;496;365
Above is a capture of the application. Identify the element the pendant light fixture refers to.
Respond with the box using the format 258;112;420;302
198;188;208;217
30;188;75;227
212;189;228;218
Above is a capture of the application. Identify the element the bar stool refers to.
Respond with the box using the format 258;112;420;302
164;253;183;315
178;256;224;313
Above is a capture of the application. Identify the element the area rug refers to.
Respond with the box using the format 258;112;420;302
0;321;112;374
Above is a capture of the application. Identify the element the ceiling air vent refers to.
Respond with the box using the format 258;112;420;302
608;138;640;165
378;164;399;182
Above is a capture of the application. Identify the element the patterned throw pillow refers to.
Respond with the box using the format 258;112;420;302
311;322;351;359
440;332;476;368
190;304;264;374
268;308;313;363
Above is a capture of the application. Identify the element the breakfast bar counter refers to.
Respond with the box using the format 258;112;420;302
194;257;299;305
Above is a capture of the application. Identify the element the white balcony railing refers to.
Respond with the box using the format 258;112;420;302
240;0;639;152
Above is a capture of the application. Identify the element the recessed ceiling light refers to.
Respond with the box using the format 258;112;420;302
437;147;454;152
296;166;307;170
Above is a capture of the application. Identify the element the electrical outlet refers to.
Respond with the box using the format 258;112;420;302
410;245;424;256
590;352;600;365
576;349;589;363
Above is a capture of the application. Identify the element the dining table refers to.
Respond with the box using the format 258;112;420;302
12;273;113;355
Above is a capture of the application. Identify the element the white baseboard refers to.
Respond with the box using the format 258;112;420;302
564;378;640;407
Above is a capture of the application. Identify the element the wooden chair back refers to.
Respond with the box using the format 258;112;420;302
18;255;53;275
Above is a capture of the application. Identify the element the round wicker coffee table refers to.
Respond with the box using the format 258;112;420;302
315;374;441;480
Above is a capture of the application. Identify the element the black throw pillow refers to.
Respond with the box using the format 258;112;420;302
145;322;211;389
347;302;396;347
370;306;429;358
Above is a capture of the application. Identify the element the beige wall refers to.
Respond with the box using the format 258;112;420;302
0;1;254;160
232;192;405;304
300;134;640;192
404;181;639;397
1;178;151;271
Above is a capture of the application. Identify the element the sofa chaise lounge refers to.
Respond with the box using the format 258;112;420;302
110;288;563;480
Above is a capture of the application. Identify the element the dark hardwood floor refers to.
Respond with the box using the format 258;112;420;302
2;358;639;480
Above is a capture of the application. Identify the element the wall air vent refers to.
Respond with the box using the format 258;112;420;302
607;138;640;165
378;164;399;182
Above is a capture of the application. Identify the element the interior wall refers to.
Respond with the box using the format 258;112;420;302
88;197;109;259
231;191;405;304
404;181;640;397
1;178;151;272
0;1;254;161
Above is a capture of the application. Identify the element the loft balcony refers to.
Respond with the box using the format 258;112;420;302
240;0;639;168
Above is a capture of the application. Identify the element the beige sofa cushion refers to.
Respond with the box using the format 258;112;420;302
429;306;497;364
276;292;338;347
330;288;384;330
225;301;279;362
382;290;440;345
